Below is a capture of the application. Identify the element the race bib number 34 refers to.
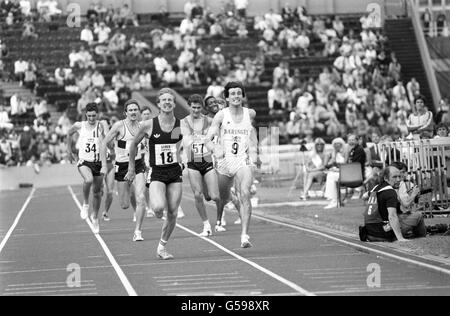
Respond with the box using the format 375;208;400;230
155;144;178;166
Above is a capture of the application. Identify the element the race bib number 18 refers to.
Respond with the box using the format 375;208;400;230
155;144;178;166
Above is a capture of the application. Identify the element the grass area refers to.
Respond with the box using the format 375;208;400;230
255;183;450;259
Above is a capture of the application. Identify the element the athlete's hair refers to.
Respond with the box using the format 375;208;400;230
382;164;401;181
204;96;215;106
224;81;246;99
141;106;151;113
157;88;176;103
124;99;140;111
187;94;204;106
414;95;426;104
85;103;99;113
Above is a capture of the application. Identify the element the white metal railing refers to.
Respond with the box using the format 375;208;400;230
407;0;442;111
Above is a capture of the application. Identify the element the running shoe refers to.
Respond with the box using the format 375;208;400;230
234;218;242;225
241;234;252;248
199;227;212;237
146;207;155;218
133;230;144;242
80;204;89;220
91;216;100;234
133;213;136;222
102;213;110;222
221;215;227;227
215;225;226;232
157;248;174;260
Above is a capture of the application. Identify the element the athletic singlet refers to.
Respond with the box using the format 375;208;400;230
219;107;253;160
148;116;183;168
115;120;144;163
185;115;212;163
78;121;101;162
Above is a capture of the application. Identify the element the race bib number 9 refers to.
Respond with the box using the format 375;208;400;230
155;144;178;166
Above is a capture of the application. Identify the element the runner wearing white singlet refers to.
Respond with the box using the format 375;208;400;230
205;82;258;248
67;103;108;234
100;100;147;242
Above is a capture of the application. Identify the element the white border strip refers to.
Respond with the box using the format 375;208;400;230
251;214;450;276
0;188;35;255
68;186;137;296
175;223;315;296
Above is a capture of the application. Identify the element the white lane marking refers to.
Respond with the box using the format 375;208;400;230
162;284;258;291
5;284;96;291
8;281;95;287
251;214;450;276
0;188;35;255
3;287;97;295
68;186;137;296
155;272;238;279
160;280;251;287
156;276;242;283
176;223;315;296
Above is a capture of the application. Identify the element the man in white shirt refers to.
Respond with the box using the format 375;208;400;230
153;54;169;79
206;80;224;98
162;65;177;85
94;22;111;44
80;24;94;46
91;70;105;89
102;86;118;112
19;0;31;16
14;58;29;82
392;81;406;102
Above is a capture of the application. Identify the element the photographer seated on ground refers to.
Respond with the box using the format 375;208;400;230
360;164;426;242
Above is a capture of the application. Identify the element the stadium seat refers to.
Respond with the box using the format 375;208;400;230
337;163;364;208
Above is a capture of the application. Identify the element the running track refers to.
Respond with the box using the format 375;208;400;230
1;185;449;296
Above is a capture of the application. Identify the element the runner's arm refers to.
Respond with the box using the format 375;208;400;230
66;122;81;163
128;120;152;173
180;119;193;164
100;121;121;171
205;110;224;155
248;109;258;164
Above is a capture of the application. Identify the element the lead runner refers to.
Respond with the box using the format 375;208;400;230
126;88;183;260
205;81;258;248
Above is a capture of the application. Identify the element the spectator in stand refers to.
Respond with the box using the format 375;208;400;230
406;96;434;139
34;98;49;120
47;0;61;16
56;110;71;137
14;57;28;83
0;105;13;131
118;3;139;28
392;80;406;102
102;85;118;113
183;63;200;88
406;77;420;104
323;137;347;209
301;137;327;200
139;69;153;90
22;20;38;39
86;3;99;24
210;19;225;38
180;16;195;35
80;24;95;46
435;98;449;125
206;79;224;98
91;69;105;89
286;114;300;141
268;83;289;115
177;47;194;71
162;65;177;87
234;0;248;19
0;136;13;167
94;22;111;44
236;22;248;38
23;65;36;89
388;54;402;82
153;52;169;79
434;123;449;138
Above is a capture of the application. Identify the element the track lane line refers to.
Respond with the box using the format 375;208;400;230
175;222;315;296
0;188;35;255
68;186;137;296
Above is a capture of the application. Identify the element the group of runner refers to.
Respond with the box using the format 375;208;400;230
67;82;258;260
